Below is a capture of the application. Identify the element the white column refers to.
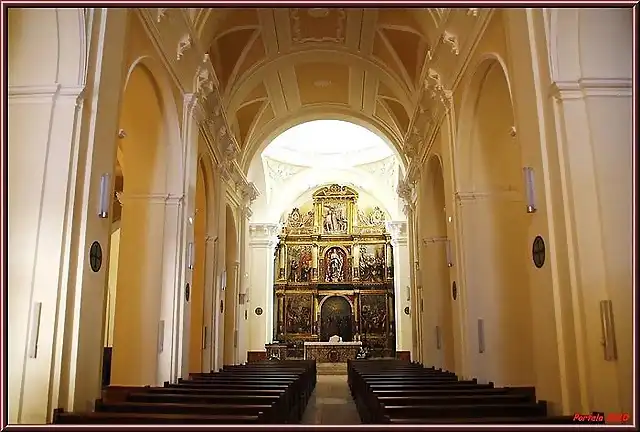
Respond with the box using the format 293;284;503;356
386;221;411;352
110;193;184;387
247;223;280;352
8;8;129;422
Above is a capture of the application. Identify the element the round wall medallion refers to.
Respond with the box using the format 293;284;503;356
452;281;458;300
89;241;103;273
404;306;410;315
255;307;263;316
532;236;546;269
185;283;190;302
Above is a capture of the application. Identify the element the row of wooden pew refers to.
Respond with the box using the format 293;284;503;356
53;360;316;424
348;359;575;424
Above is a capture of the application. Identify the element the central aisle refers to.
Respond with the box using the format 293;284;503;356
301;375;362;424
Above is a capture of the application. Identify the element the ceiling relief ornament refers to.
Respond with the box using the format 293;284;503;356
263;157;307;183
240;182;260;220
195;68;214;102
177;33;192;61
290;8;347;44
397;177;417;216
441;31;460;56
156;8;168;22
403;129;421;160
356;156;398;190
424;68;453;112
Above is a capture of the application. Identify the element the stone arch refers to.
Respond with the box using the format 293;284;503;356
546;9;632;84
241;108;408;174
223;204;239;365
109;60;185;386
455;55;515;188
454;57;535;387
122;55;183;194
8;8;87;87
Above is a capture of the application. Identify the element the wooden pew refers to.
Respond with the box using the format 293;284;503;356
347;359;567;425
53;408;260;424
52;359;316;425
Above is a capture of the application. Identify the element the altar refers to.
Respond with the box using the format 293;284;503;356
303;341;362;363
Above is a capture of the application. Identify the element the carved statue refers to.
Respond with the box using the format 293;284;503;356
289;259;299;282
326;248;344;282
323;205;336;233
324;204;347;234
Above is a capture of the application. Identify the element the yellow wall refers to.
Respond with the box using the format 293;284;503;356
104;228;120;347
188;166;207;372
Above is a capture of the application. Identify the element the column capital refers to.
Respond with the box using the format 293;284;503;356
386;221;408;244
249;223;280;246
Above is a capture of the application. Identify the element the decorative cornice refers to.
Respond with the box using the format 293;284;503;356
117;193;185;206
422;236;448;246
550;77;633;100
386;221;408;242
454;190;522;204
249;223;280;245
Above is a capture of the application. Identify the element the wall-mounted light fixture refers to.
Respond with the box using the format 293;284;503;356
158;320;165;353
27;302;42;358
188;216;194;225
477;319;485;353
118;129;127;139
187;242;194;270
599;300;617;361
98;173;111;219
445;239;454;267
523;167;537;214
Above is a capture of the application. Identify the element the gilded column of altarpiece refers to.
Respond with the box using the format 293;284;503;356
271;184;396;358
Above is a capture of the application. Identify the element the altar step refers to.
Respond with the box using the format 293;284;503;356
317;363;348;375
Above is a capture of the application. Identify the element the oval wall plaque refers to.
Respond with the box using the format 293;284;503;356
404;306;410;315
255;307;263;316
185;283;190;302
89;241;103;273
532;236;546;269
452;281;458;300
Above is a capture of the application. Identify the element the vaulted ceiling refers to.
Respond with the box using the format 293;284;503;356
193;8;449;164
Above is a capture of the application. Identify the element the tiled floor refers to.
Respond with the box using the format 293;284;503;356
301;375;361;424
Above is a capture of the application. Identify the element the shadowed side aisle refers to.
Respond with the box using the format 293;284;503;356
301;375;361;424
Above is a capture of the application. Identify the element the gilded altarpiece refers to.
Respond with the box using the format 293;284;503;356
272;184;396;357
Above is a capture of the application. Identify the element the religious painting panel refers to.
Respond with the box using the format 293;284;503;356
360;294;387;335
287;244;313;283
285;294;313;334
322;201;348;235
359;244;386;282
324;246;348;282
319;296;354;342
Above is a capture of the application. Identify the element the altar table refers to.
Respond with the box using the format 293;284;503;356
303;341;362;363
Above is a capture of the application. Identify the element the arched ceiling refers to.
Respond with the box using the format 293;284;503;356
195;8;447;166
